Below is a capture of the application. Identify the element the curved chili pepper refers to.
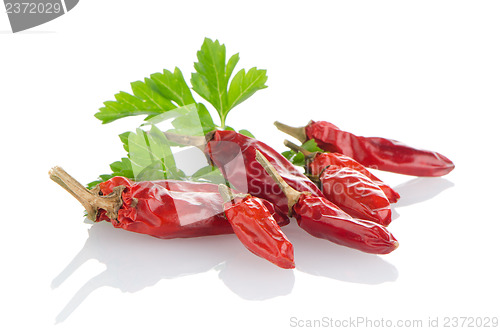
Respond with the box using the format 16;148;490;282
165;130;324;216
255;150;399;254
320;166;392;226
284;139;400;203
275;120;455;177
49;168;288;240
219;185;295;269
293;195;397;254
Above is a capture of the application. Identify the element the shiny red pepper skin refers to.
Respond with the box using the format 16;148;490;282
320;167;393;226
309;152;400;203
293;195;398;254
222;194;295;269
305;121;455;177
205;130;324;215
97;177;289;239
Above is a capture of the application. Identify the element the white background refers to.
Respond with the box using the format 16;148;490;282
1;1;499;330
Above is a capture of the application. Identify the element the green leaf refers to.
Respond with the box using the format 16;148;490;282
302;139;324;153
191;165;226;184
150;67;196;106
281;139;323;167
238;129;255;138
281;150;294;160
145;104;195;125
196;103;217;133
169;104;216;136
127;126;183;180
190;38;268;128
227;67;268;113
191;38;233;116
119;132;131;152
148;125;177;171
131;79;177;111
95;68;195;124
86;158;133;189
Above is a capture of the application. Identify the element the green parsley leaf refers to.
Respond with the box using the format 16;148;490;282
302;139;323;153
150;67;196;106
227;67;268;113
191;39;234;114
191;38;267;128
238;129;255;138
95;68;194;124
281;139;324;167
86;159;131;190
127;126;184;180
190;165;226;184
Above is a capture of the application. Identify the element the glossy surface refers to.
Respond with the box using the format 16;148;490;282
306;121;455;177
309;152;400;203
293;195;398;254
223;195;295;269
320;167;393;226
97;177;289;239
206;130;324;215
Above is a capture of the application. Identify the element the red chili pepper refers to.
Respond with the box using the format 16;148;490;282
218;185;295;269
255;151;399;255
49;167;288;239
311;152;399;203
165;130;324;216
275;120;455;177
284;140;400;203
320;166;393;226
293;195;397;254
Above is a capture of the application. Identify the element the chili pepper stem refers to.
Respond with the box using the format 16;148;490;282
254;149;303;215
274;121;307;143
49;166;125;221
218;184;235;204
218;184;250;204
283;139;317;160
163;131;207;149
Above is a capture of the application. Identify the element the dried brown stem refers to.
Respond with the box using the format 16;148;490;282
218;184;250;204
163;131;213;151
283;139;317;160
49;166;125;221
218;184;234;204
254;149;302;215
274;121;307;143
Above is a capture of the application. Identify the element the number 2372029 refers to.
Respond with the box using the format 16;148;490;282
5;2;63;14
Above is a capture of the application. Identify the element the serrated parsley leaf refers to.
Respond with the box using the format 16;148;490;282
227;67;267;113
191;38;267;129
281;139;324;167
127;126;184;180
95;68;195;124
191;38;233;114
150;67;196;106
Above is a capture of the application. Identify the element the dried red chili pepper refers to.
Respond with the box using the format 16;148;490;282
320;167;393;226
284;140;400;203
49;167;288;239
218;185;295;269
165;130;324;216
255;150;399;255
275;120;455;177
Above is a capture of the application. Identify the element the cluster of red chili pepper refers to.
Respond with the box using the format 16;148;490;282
50;119;454;269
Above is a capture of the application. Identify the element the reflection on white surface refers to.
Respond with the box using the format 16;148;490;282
286;225;399;284
393;177;454;207
51;222;294;323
